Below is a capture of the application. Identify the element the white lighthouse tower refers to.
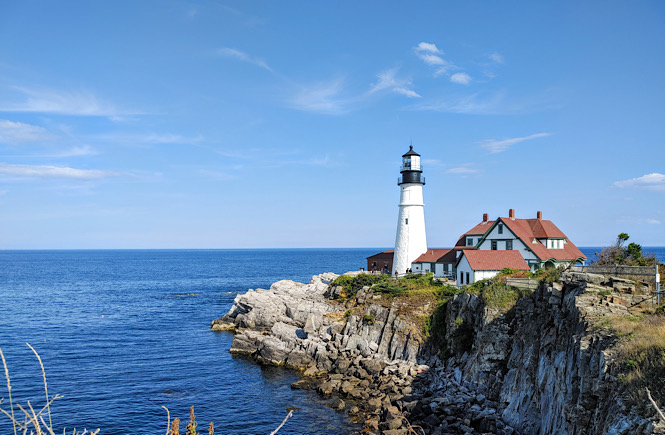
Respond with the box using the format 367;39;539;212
392;146;427;276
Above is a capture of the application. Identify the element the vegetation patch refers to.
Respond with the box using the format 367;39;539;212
467;276;533;313
613;315;665;410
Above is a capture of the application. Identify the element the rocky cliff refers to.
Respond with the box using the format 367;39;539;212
211;271;665;434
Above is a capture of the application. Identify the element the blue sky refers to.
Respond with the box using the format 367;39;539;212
0;1;663;249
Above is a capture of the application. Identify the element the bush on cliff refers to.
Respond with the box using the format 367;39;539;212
467;276;532;312
593;233;660;267
330;272;456;301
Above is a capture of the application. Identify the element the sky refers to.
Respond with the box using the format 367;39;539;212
0;1;664;249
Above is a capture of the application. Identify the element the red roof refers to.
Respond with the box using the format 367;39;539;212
454;220;495;247
367;250;394;260
460;250;529;271
500;218;586;262
413;248;456;263
453;212;586;263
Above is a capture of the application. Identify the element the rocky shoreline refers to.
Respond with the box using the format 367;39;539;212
211;272;664;434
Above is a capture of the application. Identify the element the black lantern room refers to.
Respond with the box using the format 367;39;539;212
398;146;425;185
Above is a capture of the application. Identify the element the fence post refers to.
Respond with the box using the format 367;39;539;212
657;264;661;306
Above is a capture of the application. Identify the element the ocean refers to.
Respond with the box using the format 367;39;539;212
0;247;663;435
0;249;377;435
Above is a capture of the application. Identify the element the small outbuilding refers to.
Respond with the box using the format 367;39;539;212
366;250;394;273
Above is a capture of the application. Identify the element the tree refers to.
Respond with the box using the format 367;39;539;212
593;233;658;267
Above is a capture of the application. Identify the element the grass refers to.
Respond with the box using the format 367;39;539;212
330;272;461;301
1;345;300;435
466;275;534;313
611;315;665;409
0;344;100;435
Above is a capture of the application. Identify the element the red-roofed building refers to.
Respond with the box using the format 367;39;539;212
456;250;529;285
454;209;587;284
411;248;457;278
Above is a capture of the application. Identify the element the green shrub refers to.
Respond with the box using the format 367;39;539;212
362;314;376;325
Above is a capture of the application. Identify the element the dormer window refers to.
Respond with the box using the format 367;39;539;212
466;237;474;246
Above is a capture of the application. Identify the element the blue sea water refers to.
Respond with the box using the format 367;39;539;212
0;249;378;435
579;246;665;265
1;247;663;435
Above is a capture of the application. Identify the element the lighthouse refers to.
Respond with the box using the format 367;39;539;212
392;146;427;276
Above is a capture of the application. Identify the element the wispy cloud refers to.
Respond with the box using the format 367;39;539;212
450;73;471;85
0;87;133;118
414;42;459;77
54;145;99;157
198;169;234;180
489;52;504;64
613;173;665;192
480;132;551;153
411;91;507;115
369;68;420;98
290;79;349;114
0;119;52;144
446;165;478;174
0;163;118;180
217;48;273;72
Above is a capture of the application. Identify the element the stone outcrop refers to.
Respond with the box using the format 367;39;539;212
212;271;665;434
409;271;664;434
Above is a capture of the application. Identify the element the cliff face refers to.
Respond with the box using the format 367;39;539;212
418;271;661;434
211;272;663;434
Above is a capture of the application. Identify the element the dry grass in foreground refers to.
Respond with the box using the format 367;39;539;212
2;344;300;435
0;344;100;435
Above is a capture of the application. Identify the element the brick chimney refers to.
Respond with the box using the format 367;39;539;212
537;211;542;220
509;209;515;219
483;213;488;222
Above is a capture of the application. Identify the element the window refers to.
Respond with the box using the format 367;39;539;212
460;272;464;284
467;237;474;246
466;272;470;283
506;240;513;250
498;224;503;234
444;264;449;272
405;218;408;225
491;240;497;250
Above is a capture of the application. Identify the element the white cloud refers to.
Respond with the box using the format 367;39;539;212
369;68;420;98
0;119;51;144
394;87;421;98
450;73;472;85
415;42;442;54
489;52;504;63
0;87;130;117
480;132;551;153
0;163;118;180
613;173;665;192
414;42;446;65
646;218;661;224
217;48;272;72
418;54;447;66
